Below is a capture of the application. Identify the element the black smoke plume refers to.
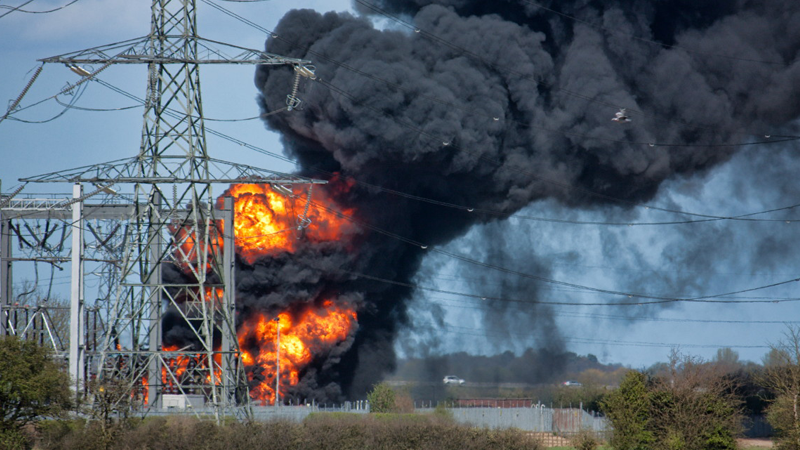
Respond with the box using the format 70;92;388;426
245;0;800;399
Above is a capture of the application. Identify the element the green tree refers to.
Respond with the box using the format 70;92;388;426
0;336;72;440
649;352;740;450
367;382;397;413
602;352;740;450
761;326;800;450
601;370;654;450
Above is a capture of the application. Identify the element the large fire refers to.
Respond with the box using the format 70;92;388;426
222;182;354;263
238;300;357;403
164;180;359;405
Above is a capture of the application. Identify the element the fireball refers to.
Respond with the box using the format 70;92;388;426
238;300;357;403
164;180;360;404
221;182;354;264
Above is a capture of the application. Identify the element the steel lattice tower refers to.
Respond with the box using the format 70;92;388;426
18;0;323;421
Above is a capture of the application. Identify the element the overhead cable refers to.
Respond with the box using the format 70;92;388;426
0;0;79;15
304;199;800;306
90;75;800;228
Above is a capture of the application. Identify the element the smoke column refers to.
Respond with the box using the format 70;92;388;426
248;0;800;398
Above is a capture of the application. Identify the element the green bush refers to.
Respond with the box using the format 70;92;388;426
432;402;454;421
601;355;740;450
572;429;601;450
0;428;30;449
367;382;397;413
36;420;84;450
0;337;72;433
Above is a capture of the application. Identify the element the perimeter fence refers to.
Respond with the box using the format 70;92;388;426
150;397;610;444
415;400;609;440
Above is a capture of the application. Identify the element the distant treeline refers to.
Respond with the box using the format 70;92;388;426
388;347;773;416
392;348;624;385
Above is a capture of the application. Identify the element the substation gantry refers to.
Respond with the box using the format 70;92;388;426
0;0;324;422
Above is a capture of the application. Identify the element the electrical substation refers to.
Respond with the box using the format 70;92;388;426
0;0;323;421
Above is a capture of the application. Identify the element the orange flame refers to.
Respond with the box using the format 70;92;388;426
203;286;224;305
168;219;222;274
141;373;149;406
238;300;357;404
161;344;190;393
163;179;360;402
220;182;355;264
160;344;223;392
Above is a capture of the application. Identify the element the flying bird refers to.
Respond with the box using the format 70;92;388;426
612;108;631;123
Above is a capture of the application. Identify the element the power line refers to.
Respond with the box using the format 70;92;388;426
190;1;800;227
78;77;800;240
2;57;116;120
424;296;800;324
294;200;800;306
0;0;80;15
0;64;42;124
9;39;796;311
441;324;770;349
52;90;141;113
74;76;707;230
0;0;32;18
8;83;89;124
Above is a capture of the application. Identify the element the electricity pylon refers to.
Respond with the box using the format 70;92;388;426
19;0;324;421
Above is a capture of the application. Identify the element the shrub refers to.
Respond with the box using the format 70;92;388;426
394;387;415;413
766;395;800;450
601;353;740;450
432;402;454;421
647;355;740;450
367;382;397;413
572;429;601;450
35;414;545;450
0;428;30;449
0;337;72;433
37;420;108;450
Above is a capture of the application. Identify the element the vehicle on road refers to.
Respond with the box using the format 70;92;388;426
562;380;582;386
443;375;465;385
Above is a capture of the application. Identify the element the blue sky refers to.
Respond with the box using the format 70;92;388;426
2;0;798;370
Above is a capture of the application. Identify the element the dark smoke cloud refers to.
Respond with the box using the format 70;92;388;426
249;1;800;398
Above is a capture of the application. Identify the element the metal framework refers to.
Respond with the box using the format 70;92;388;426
0;190;119;370
2;0;323;422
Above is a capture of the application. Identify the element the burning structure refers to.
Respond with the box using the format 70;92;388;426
163;181;362;404
222;182;361;403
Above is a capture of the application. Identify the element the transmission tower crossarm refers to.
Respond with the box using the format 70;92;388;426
19;156;328;186
39;36;312;66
